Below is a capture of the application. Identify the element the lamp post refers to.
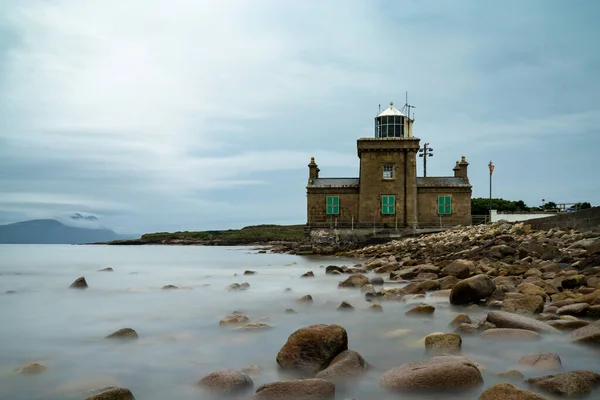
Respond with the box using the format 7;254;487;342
488;161;495;218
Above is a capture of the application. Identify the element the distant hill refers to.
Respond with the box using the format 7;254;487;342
0;219;133;244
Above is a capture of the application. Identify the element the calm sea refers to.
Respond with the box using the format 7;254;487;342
0;245;595;400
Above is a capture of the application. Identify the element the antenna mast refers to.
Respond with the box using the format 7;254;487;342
404;91;415;119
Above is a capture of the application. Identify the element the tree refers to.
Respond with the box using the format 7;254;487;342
543;201;557;210
471;198;530;215
573;202;592;210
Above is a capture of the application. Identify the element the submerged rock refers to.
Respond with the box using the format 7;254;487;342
526;370;600;397
17;362;47;374
70;276;88;289
84;388;135;400
424;333;462;352
105;328;138;340
251;378;335;400
518;353;562;370
337;301;354;311
450;274;496;305
98;267;114;272
478;383;546;400
314;350;369;382
405;303;435;316
486;311;560;333
481;328;541;341
197;369;253;395
220;314;250;325
276;324;348;376
338;273;370;289
570;320;600;344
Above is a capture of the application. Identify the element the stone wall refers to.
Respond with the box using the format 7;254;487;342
417;187;471;227
306;187;359;227
490;210;557;223
525;206;600;233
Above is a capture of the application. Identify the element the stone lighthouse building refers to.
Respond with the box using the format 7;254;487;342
306;101;472;229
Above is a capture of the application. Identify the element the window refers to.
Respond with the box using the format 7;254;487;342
438;195;452;215
383;165;393;179
326;196;339;215
382;195;395;215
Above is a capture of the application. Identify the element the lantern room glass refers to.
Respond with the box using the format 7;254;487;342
375;116;404;138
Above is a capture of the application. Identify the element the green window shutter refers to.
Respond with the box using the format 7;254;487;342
438;196;452;215
326;196;339;215
382;195;395;215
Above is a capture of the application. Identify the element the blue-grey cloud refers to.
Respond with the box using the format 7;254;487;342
0;0;598;233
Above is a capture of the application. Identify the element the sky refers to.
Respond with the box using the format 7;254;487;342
0;0;599;234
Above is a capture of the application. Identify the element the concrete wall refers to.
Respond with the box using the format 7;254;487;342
524;206;600;232
490;210;557;223
418;188;471;227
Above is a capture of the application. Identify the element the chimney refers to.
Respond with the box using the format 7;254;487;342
308;157;320;181
453;161;460;177
458;155;469;183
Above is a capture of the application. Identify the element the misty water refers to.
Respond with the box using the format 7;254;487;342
0;245;597;400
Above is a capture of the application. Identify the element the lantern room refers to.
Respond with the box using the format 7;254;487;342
374;101;413;138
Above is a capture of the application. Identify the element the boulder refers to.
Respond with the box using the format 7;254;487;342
276;324;348;376
369;276;384;285
236;323;273;331
518;353;562;370
449;313;472;328
220;314;250;325
570;320;600;344
337;301;354;311
438;275;460;290
547;319;589;331
105;328;138;340
519;283;548;298
301;271;315;278
70;277;88;289
501;295;545;314
450;274;496;305
17;362;47;374
338;274;370;289
405;303;435;316
314;350;369;382
98;267;114;272
424;333;462;352
478;383;547;400
251;379;335;400
161;285;178;290
556;303;590;316
526;370;600;397
486;311;560;333
368;303;383;312
84;388;135;400
481;328;541;341
297;295;313;303
244;270;256;275
197;370;253;395
379;357;483;392
442;260;472;279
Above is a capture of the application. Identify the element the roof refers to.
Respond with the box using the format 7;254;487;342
377;101;406;118
417;177;471;187
308;178;359;187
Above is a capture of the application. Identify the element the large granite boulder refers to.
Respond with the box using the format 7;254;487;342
450;274;496;305
197;370;253;395
314;350;369;382
84;388;135;400
276;324;348;376
526;370;600;397
486;311;559;334
251;379;335;400
478;383;546;400
379;356;483;392
501;295;545;314
570;320;600;344
338;274;370;289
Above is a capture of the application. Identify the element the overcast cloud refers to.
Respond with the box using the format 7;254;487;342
1;0;599;234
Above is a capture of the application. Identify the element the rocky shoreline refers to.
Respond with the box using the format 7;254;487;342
13;221;600;399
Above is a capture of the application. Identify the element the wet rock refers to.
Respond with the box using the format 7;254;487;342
315;350;369;382
369;276;384;285
405;303;435;316
301;271;315;278
442;260;472;279
424;332;462;352
98;267;114;272
85;388;135;400
501;295;545;314
241;365;263;377
455;323;479;334
229;282;250;291
478;383;546;400
481;328;541;341
105;328;138;340
518;353;562;370
416;272;439;281
526;370;600;397
17;362;47;374
161;285;178;290
562;274;587;289
379;357;483;392
197;369;254;395
449;313;472;328
251;378;335;400
219;314;250;325
548;319;590;331
486;311;560;333
236;323;272;331
431;289;452;297
6;290;17;294
497;370;525;380
244;270;256;275
438;275;460;289
450;274;496;305
337;301;354;311
586;305;600;318
70;276;88;289
338;273;370;289
557;303;590;316
519;283;548;298
284;309;297;314
360;284;375;295
297;295;314;303
570;320;600;344
368;303;383;312
276;324;348;376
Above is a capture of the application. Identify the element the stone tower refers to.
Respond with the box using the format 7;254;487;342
357;101;420;227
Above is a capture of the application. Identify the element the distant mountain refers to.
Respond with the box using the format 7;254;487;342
0;219;135;244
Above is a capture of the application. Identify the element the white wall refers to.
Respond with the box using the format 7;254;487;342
490;210;557;223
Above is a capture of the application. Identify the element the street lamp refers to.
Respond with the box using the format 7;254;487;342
488;161;495;217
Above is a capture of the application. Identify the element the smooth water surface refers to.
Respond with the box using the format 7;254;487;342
0;245;597;400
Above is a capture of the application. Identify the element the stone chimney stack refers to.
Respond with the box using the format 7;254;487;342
458;155;469;183
308;157;320;182
453;161;460;178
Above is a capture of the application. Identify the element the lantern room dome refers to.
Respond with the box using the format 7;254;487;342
376;101;406;118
